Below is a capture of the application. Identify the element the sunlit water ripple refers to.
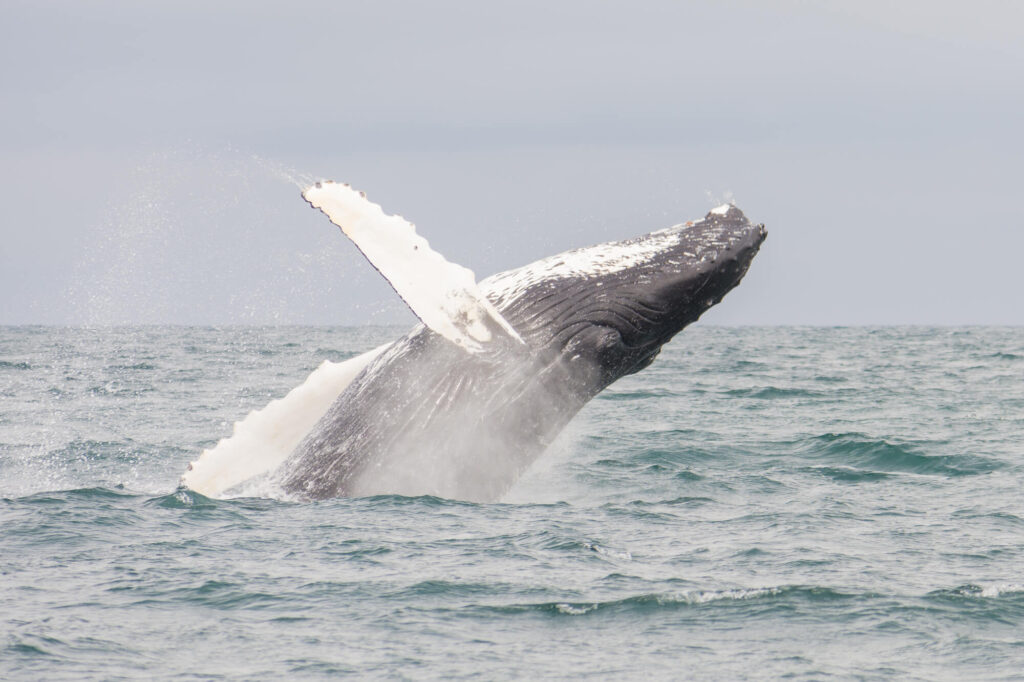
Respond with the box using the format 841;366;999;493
2;326;1023;679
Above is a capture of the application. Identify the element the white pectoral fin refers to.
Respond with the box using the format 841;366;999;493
302;181;524;353
181;343;389;498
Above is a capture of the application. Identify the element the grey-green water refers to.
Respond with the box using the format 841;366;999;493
2;326;1023;679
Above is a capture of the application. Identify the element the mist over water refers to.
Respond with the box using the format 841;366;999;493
53;148;415;329
3;326;1024;679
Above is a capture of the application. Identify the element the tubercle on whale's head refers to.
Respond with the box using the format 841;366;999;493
489;205;766;393
651;206;764;325
596;205;765;380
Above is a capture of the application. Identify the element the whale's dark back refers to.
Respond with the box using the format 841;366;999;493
278;207;766;500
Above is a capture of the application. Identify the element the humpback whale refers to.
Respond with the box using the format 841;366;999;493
182;183;765;501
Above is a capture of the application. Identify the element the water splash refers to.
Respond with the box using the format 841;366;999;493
60;145;400;326
248;153;319;190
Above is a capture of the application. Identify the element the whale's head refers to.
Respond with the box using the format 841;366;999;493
482;205;766;394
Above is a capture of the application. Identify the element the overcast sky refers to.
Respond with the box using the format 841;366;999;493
2;0;1022;325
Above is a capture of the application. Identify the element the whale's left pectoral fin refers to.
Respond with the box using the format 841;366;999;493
303;181;524;353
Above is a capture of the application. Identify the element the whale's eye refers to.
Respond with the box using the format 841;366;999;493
595;327;624;359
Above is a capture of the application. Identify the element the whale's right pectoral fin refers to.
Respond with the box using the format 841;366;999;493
302;181;525;354
180;343;389;498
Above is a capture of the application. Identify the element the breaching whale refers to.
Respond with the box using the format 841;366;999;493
182;182;765;501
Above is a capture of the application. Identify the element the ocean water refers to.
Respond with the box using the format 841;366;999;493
2;325;1023;680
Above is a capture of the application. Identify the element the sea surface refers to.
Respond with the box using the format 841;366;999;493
2;325;1023;680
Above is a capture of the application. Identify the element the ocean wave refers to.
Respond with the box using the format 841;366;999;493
392;580;514;598
86;382;155;397
353;493;481;509
146;488;221;509
598;501;682;523
800;465;892;483
115;579;286;610
582;541;632;560
615;495;715;510
932;584;1024;599
796;432;1002;477
478;585;857;618
598;388;682;401
4;635;67;661
144;488;287;514
660;495;716;506
984;352;1022;361
812;374;849;383
724;386;827;399
920;584;1024;624
11;486;138;504
595;443;715;469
